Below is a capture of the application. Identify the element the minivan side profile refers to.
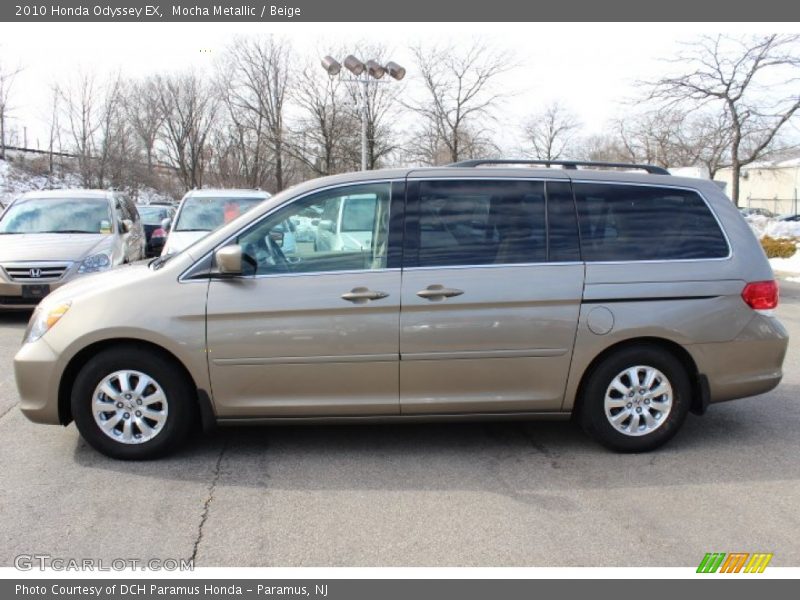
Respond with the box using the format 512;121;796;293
14;161;788;459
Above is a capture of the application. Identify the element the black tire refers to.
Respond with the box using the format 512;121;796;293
578;345;691;453
71;346;196;460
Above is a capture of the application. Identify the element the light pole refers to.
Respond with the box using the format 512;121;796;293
321;55;406;171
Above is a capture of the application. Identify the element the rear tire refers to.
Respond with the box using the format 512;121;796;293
71;347;196;460
579;345;691;453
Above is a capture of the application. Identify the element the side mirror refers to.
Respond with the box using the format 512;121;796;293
161;218;172;232
215;245;243;276
319;219;334;232
121;219;133;233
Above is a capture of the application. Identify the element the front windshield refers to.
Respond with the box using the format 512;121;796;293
174;196;264;232
137;205;171;225
0;197;112;234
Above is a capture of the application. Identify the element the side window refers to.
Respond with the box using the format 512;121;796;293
115;200;129;232
546;181;581;262
417;180;546;267
236;183;392;275
574;183;729;261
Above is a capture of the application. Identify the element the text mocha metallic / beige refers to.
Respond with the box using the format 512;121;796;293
14;161;788;459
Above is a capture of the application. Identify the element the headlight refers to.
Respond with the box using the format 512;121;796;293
78;253;112;273
24;302;71;344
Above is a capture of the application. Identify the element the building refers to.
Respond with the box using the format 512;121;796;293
716;157;800;216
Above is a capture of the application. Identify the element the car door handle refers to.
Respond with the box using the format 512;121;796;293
416;285;464;300
341;287;390;303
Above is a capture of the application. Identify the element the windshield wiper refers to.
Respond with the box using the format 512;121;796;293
175;228;211;232
40;230;96;234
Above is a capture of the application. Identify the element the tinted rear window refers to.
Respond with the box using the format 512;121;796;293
573;183;729;261
417;180;546;267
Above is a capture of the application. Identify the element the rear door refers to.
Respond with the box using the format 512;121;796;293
399;176;585;414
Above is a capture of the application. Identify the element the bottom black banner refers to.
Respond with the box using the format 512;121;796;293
3;579;796;600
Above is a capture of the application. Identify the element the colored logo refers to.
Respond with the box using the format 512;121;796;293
697;552;773;573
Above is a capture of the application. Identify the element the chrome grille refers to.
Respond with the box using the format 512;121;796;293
2;262;71;282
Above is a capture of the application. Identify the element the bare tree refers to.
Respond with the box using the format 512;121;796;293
223;36;293;191
59;71;101;186
126;76;165;170
407;41;512;164
289;60;359;177
522;102;581;161
155;71;219;190
649;34;800;204
0;60;23;159
46;83;62;176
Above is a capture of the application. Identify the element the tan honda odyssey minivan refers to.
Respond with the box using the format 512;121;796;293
15;161;789;459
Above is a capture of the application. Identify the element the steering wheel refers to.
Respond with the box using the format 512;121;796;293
265;235;291;273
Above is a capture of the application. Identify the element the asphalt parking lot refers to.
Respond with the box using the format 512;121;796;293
0;283;799;568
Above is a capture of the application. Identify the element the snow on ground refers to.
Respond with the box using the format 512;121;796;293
744;214;800;239
770;253;800;276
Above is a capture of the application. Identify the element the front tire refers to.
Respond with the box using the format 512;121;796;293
579;345;691;453
71;347;196;460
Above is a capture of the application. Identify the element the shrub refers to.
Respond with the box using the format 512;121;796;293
761;236;798;259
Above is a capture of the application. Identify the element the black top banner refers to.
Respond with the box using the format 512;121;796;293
2;0;800;22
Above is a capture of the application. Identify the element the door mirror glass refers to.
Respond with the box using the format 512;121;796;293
216;245;243;275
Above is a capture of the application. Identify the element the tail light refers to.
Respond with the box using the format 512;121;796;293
151;228;166;239
741;280;779;311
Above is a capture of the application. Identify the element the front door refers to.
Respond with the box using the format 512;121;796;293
400;177;585;414
206;181;403;418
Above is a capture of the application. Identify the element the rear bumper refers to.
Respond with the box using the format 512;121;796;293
15;338;64;425
688;314;789;404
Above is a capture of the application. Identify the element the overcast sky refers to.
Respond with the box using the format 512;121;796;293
0;21;798;151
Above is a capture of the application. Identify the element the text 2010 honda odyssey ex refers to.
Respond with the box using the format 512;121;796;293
15;160;789;459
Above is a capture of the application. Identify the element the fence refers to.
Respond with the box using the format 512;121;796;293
743;197;799;217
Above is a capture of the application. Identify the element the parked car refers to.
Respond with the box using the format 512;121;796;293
15;160;788;459
161;189;270;256
0;189;145;309
739;207;776;218
778;214;800;222
136;204;175;257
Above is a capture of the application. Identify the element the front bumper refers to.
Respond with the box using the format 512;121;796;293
15;337;64;425
0;280;69;310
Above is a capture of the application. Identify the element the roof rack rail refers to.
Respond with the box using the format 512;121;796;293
447;159;670;175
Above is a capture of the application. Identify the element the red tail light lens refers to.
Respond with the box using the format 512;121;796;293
742;280;779;310
151;228;166;239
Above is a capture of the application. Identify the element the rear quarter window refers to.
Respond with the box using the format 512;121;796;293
573;183;729;261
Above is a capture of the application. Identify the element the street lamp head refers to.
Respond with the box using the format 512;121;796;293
320;56;341;76
366;60;386;79
344;55;366;76
386;61;406;81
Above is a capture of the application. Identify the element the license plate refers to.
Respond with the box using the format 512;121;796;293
22;284;51;300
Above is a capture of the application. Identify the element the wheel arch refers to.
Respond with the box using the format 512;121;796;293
57;338;209;427
571;336;703;418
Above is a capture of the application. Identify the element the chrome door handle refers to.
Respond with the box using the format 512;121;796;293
416;285;464;300
341;287;390;303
